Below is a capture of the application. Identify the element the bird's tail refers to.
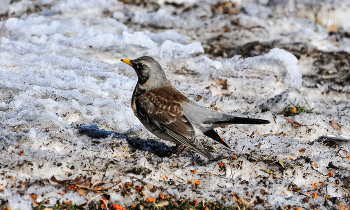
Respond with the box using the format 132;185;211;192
217;116;270;125
206;116;270;129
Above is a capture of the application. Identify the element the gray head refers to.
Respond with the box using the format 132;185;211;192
121;56;170;89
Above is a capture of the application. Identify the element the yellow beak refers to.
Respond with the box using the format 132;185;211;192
121;59;133;66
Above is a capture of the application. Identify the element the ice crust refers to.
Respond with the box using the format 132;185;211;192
0;0;350;209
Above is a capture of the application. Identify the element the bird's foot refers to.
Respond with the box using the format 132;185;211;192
167;145;186;158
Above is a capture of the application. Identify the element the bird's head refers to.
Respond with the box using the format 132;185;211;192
121;56;170;89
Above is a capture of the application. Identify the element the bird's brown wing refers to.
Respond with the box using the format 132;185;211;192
136;86;212;159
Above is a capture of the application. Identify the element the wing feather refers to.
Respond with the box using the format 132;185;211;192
136;86;212;159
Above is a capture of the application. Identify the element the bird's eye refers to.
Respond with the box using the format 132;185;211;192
137;63;144;69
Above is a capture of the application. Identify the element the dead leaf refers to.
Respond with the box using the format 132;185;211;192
150;187;157;193
74;176;83;185
330;120;341;130
284;117;302;129
124;182;132;188
336;203;350;210
215;79;228;90
229;7;240;15
77;188;88;196
50;176;69;186
146;183;153;190
187;179;195;184
172;162;178;167
156;201;169;208
327;25;338;32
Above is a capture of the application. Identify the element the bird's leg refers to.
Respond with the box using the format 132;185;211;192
168;144;186;158
178;145;186;155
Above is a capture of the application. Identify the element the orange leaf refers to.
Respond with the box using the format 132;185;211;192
314;162;317;167
101;198;107;209
329;171;333;176
147;197;156;203
299;149;306;153
18;152;23;156
195;200;198;206
30;194;37;201
159;193;164;199
195;181;200;185
135;186;141;192
69;185;77;190
218;163;226;168
113;204;126;210
190;170;197;174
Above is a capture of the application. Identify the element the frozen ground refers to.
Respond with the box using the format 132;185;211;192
0;0;350;209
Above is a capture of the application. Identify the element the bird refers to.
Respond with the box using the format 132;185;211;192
121;56;269;160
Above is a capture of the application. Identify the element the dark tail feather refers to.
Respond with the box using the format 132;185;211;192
204;129;231;149
217;117;270;125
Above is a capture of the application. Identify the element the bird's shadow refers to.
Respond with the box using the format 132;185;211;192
76;124;174;158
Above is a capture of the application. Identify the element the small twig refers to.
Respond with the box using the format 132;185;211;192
303;97;312;109
137;131;145;136
101;158;112;181
76;182;117;191
83;189;120;210
91;180;112;189
161;168;185;182
329;182;349;192
123;145;128;158
129;176;148;185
